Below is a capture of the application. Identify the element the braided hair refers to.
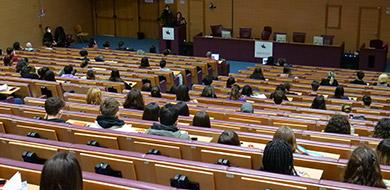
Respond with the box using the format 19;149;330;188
262;139;297;176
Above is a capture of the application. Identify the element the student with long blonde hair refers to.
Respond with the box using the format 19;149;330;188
86;88;102;105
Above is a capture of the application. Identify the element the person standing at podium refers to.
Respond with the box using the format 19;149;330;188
175;12;187;26
159;5;174;27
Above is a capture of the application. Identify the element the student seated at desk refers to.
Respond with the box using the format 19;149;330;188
123;89;145;111
176;85;192;102
375;73;390;87
21;65;39;79
362;95;372;109
218;130;241;146
309;80;320;96
344;145;386;188
146;103;190;140
241;85;253;97
201;85;217;98
192;111;211;128
324;114;351;135
40;152;83;190
3;47;18;66
261;139;298;176
279;66;291;78
332;86;349;100
320;71;339;86
350;71;366;85
86;69;96;80
377;139;390;166
86;88;102;105
159;59;184;85
142;102;160;121
174;101;190;116
311;95;326;110
44;70;56;82
60;65;78;79
240;102;254;113
44;97;66;123
89;97;135;132
226;76;236;88
109;69;131;90
373;118;390;139
229;84;246;102
249;67;265;80
269;85;288;101
15;59;28;73
272;90;286;105
0;93;23;104
151;86;162;98
78;49;89;61
139;57;150;68
38;67;50;80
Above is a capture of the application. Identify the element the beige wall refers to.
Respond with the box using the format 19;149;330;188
177;0;390;55
0;0;93;50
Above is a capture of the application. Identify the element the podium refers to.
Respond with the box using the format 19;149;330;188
160;24;187;55
359;47;388;72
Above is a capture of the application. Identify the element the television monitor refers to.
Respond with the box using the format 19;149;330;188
313;36;324;45
276;34;287;43
211;54;220;61
221;30;232;38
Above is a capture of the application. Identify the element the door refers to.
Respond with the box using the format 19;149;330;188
188;0;204;40
357;7;382;49
138;0;160;39
95;0;115;36
115;0;139;37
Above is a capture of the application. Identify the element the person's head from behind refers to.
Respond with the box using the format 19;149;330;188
174;101;189;116
202;75;213;86
38;67;49;78
151;86;162;98
80;59;89;68
13;41;21;50
273;126;297;152
325;114;351;135
26;42;32;49
44;70;56;82
40;152;82;190
103;41;110;48
6;47;14;55
159;59;167;69
193;111;211;128
311;80;320;92
109;69;121;81
344;145;385;188
251;67;264;78
142;102;160;121
311;95;326;110
262;139;295;175
45;97;65;117
218;130;240;146
63;65;73;75
123;88;144;110
86;69;95;80
241;85;253;97
118;41;125;48
226;76;236;88
140;57;150;67
357;71;365;80
176;85;190;101
229;84;241;100
141;82;152;92
240;102;254;113
45;26;51;33
378;73;389;84
160;103;179;126
79;49;88;57
201;86;216;98
334;86;345;98
341;104;352;114
16;60;28;73
21;65;36;76
273;90;285;105
163;49;170;56
362;95;372;107
88;38;97;48
149;45;157;53
100;97;120;118
282;82;291;92
377;139;390;166
374;118;390;139
86;88;102;105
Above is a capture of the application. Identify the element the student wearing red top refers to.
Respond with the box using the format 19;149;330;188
3;47;18;66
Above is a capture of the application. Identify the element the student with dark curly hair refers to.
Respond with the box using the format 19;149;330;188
373;118;390;139
324;114;351;135
262;139;298;176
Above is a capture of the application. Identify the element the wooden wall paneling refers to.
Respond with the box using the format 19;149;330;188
95;0;115;36
326;5;342;29
357;6;382;49
204;0;233;36
115;0;139;37
188;0;205;41
138;0;160;39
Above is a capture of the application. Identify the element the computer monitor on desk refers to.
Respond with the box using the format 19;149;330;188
211;54;220;61
313;36;324;46
221;30;232;38
276;34;287;43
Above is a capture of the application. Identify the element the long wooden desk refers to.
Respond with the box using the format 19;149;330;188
193;34;344;68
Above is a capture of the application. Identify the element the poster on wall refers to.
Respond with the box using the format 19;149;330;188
165;0;174;4
254;41;273;58
162;27;175;40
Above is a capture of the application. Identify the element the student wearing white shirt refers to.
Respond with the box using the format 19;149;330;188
160;59;183;85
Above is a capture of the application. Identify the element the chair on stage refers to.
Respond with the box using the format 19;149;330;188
210;25;223;37
321;35;335;45
239;28;252;39
261;26;272;40
292;32;306;43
